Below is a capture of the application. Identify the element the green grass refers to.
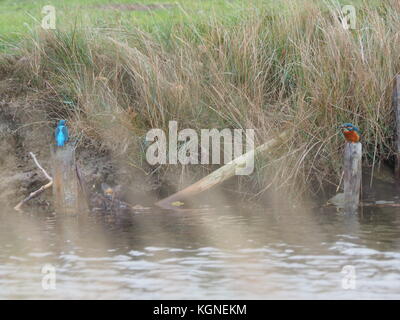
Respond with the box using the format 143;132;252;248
0;0;263;41
0;0;379;39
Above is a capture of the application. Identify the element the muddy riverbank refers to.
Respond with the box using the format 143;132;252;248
0;94;166;212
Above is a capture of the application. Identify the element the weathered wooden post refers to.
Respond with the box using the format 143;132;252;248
51;145;88;215
393;75;400;181
343;142;362;213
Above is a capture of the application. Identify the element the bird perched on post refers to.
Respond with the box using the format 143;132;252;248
340;123;361;143
55;120;69;147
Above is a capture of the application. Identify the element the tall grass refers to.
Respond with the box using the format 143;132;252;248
1;0;400;198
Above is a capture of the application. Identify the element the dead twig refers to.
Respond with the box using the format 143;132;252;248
29;152;52;181
14;152;53;212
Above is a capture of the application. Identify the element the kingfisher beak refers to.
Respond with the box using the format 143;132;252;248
340;125;350;132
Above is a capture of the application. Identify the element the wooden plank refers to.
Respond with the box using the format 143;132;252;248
155;130;289;210
393;75;400;181
343;142;362;213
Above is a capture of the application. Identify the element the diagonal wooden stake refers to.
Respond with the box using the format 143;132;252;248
155;130;289;210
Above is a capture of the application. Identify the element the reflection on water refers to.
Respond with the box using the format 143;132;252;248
1;186;400;299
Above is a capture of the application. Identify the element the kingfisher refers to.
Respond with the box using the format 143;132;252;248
55;120;69;147
340;123;361;143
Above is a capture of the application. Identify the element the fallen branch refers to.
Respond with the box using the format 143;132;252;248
14;152;53;212
155;130;289;209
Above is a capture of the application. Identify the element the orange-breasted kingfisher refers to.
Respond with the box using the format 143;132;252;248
55;120;69;147
340;123;360;143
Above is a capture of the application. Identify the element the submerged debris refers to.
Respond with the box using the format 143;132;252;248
326;193;345;209
91;183;150;215
326;192;400;210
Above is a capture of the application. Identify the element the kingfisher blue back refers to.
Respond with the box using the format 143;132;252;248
55;120;69;147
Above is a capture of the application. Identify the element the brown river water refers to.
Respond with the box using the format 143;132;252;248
1;181;400;299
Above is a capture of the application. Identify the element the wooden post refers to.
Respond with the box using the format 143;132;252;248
343;142;362;213
393;75;400;181
51;145;88;215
